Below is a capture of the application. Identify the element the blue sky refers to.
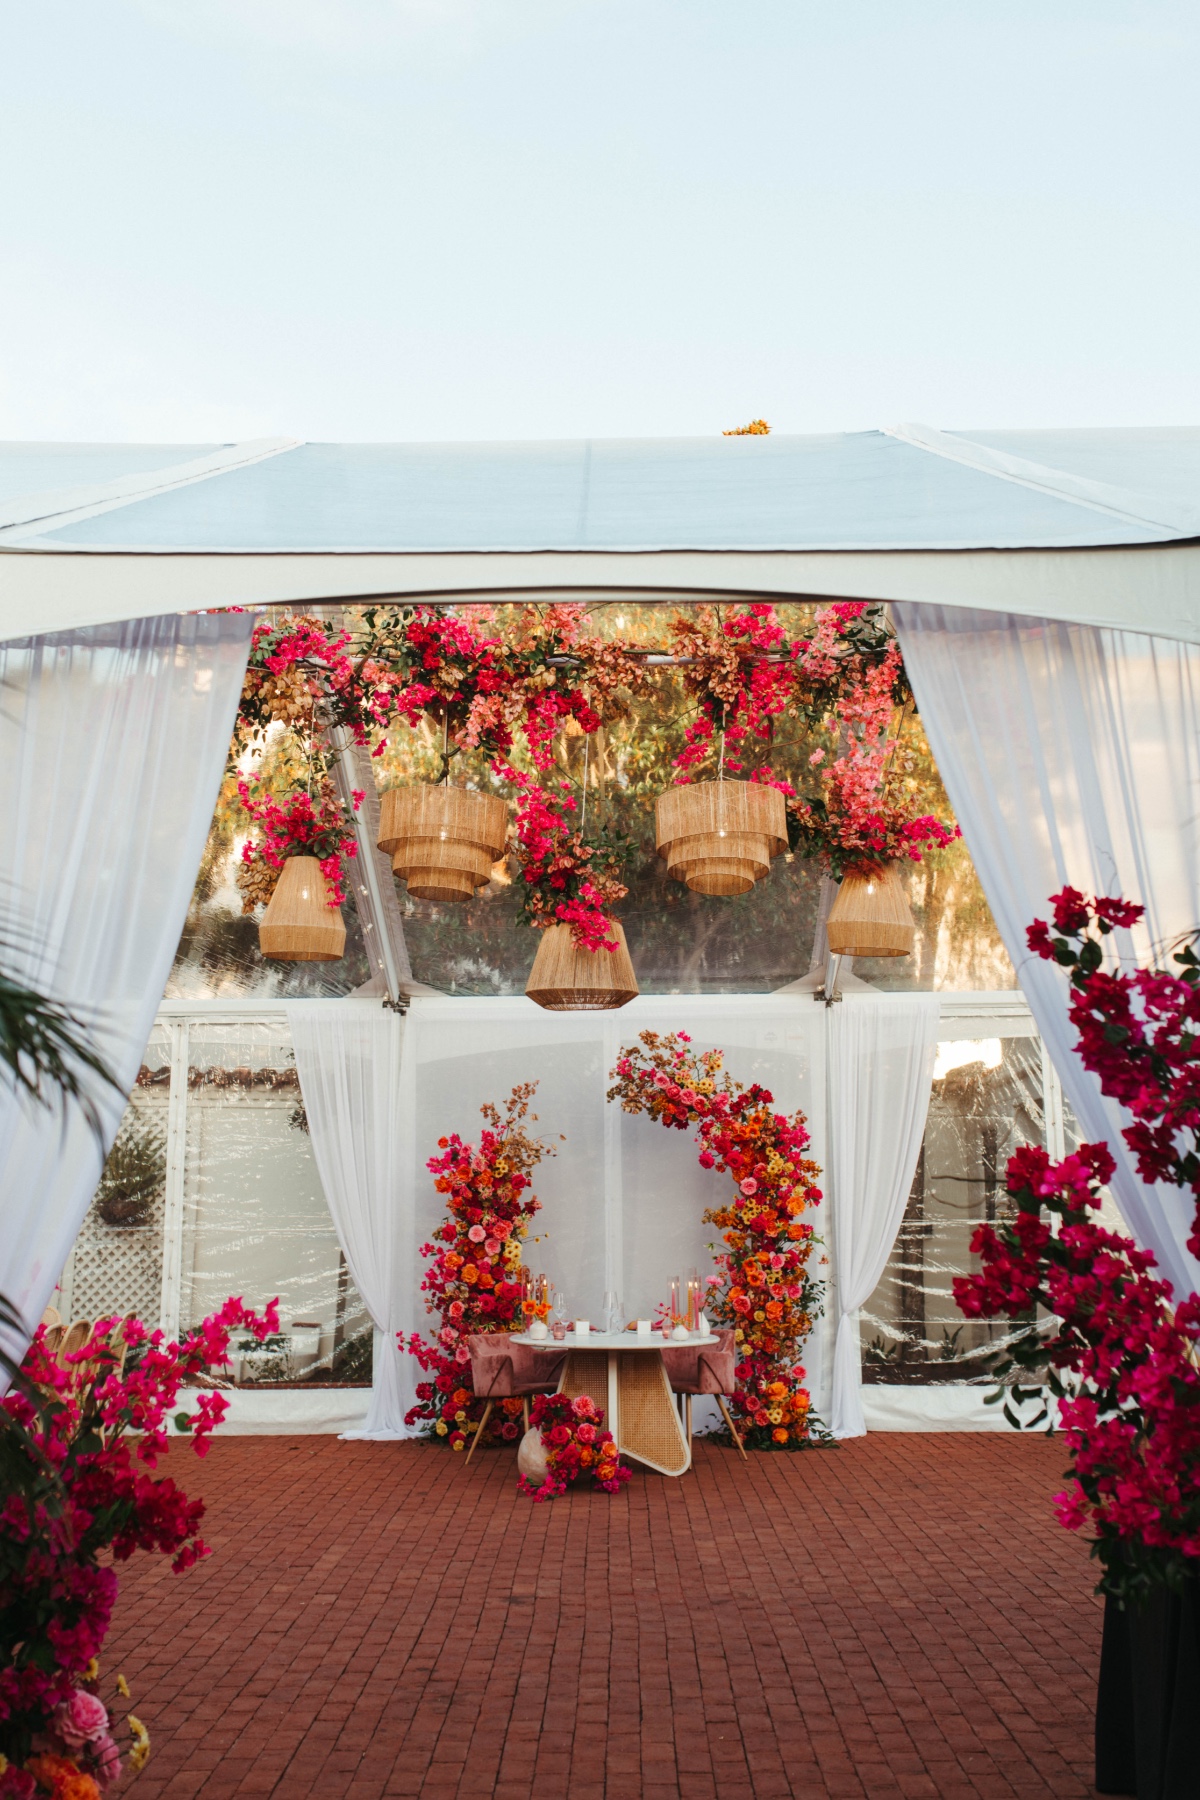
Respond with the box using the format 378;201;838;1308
1;0;1198;442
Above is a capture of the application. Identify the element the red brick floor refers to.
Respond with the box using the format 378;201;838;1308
104;1434;1103;1800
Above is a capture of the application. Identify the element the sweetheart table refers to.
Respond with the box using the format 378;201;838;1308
512;1331;717;1477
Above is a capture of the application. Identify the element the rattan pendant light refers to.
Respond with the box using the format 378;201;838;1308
825;863;916;958
655;779;787;896
259;857;347;961
525;921;639;1011
378;786;508;902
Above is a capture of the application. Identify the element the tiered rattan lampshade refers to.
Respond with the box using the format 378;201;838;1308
825;863;916;958
525;922;639;1011
259;857;347;962
378;786;508;902
655;780;787;896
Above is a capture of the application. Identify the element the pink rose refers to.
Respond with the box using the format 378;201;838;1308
454;1345;470;1363
740;1178;758;1195
92;1733;123;1787
571;1395;597;1419
0;1768;36;1800
575;1423;597;1444
467;1225;486;1243
448;1301;464;1319
55;1690;110;1751
484;1238;501;1256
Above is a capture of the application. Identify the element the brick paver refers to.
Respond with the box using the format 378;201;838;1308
104;1434;1101;1799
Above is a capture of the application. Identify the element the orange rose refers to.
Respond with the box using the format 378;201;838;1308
452;1387;469;1406
764;1301;783;1321
462;1265;478;1284
502;1396;524;1416
772;1427;789;1444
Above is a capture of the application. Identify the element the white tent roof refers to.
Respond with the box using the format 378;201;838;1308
3;424;1199;641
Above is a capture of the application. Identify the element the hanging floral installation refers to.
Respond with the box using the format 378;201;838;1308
504;770;631;953
225;591;962;969
518;1393;631;1501
0;1298;278;1799
356;601;647;774
405;1084;557;1450
954;889;1200;1602
234;777;363;913
608;1031;825;1449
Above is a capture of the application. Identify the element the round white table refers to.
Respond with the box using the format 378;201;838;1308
512;1331;717;1477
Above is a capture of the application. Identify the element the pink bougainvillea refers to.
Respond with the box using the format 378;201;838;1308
954;889;1200;1599
235;777;362;911
1;1298;278;1774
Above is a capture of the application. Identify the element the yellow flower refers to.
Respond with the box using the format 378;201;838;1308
734;1328;745;1342
753;1310;765;1322
436;1421;448;1436
454;1409;466;1423
0;1755;8;1777
767;1408;783;1424
84;1658;100;1681
452;1438;465;1451
128;1716;151;1773
116;1675;131;1699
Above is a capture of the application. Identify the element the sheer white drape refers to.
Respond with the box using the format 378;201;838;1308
894;603;1200;1299
287;1002;410;1438
827;993;939;1439
0;613;252;1359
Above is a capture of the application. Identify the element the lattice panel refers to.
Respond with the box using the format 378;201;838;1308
69;1192;165;1327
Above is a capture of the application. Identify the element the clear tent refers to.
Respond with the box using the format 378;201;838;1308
7;421;1199;1426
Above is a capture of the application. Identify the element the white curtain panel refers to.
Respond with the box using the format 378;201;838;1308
827;992;939;1439
287;1002;410;1438
0;612;252;1360
894;603;1200;1299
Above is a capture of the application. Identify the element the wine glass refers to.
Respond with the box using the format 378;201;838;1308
550;1288;567;1327
602;1290;622;1334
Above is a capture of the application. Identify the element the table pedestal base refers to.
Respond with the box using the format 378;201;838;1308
559;1348;691;1476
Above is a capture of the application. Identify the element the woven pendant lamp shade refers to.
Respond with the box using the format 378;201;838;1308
378;786;508;903
259;857;347;962
525;922;639;1012
655;780;787;897
825;863;916;958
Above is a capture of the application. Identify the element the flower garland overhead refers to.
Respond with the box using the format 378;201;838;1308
229;596;960;952
954;889;1200;1601
519;1393;630;1501
405;1084;556;1450
357;601;647;774
608;1031;825;1449
0;1298;278;1795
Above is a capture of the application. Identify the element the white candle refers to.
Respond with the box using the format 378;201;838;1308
574;1318;590;1340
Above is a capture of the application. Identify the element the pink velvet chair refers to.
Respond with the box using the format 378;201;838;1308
659;1328;747;1460
464;1332;567;1465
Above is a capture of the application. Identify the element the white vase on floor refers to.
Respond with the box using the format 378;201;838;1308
517;1428;549;1486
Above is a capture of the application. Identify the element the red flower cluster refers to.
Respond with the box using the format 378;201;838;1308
504;770;628;952
235;777;362;910
405;1085;554;1449
518;1393;630;1501
1028;886;1200;1260
670;603;796;776
358;602;643;774
1;1298;278;1769
607;1032;825;1449
953;889;1200;1599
